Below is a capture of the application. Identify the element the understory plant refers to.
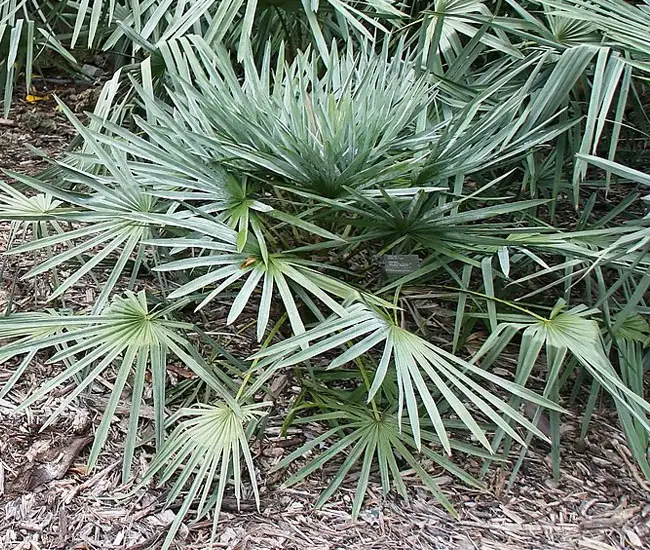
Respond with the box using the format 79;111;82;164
0;2;650;549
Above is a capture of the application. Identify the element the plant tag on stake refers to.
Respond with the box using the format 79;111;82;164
381;255;420;279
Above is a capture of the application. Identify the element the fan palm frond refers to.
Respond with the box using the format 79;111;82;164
139;400;267;550
0;291;226;481
254;303;560;453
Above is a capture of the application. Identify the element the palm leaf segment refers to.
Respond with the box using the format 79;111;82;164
2;115;164;313
153;37;436;199
158;249;355;338
0;0;404;116
474;303;650;451
273;402;487;519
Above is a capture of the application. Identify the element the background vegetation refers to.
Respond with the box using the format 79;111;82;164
1;1;649;547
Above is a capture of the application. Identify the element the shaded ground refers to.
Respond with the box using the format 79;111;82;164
0;89;648;550
0;82;97;176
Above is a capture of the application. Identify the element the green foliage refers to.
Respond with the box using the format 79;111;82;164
1;1;650;549
140;399;267;548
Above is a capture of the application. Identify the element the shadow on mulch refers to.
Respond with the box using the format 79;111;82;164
0;80;98;177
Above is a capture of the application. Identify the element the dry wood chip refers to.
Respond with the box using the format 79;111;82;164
11;436;93;493
578;539;618;550
624;528;644;548
580;507;639;530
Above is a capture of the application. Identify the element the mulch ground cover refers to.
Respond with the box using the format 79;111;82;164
0;87;648;550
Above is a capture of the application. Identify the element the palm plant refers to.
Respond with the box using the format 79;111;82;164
1;2;650;549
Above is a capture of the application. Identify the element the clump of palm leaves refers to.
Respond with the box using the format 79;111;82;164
1;1;650;549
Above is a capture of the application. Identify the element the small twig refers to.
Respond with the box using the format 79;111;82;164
57;505;68;548
124;531;165;550
64;459;120;504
